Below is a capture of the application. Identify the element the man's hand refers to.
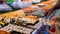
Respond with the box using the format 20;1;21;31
46;23;60;34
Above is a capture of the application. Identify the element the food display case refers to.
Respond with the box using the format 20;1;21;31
0;0;58;34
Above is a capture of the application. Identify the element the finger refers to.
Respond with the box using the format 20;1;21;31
55;23;58;30
46;27;53;34
55;23;59;31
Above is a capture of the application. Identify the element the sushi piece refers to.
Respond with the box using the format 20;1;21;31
0;14;4;21
35;0;57;7
41;5;53;11
0;22;8;28
32;9;46;17
21;17;36;24
35;4;47;7
0;14;6;21
40;1;56;5
0;22;5;25
3;13;13;23
4;17;11;23
0;30;10;34
25;15;39;20
14;10;25;17
23;7;33;13
29;5;39;11
23;5;38;13
21;15;39;24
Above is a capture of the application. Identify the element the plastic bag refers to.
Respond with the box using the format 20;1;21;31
10;0;32;8
0;4;12;11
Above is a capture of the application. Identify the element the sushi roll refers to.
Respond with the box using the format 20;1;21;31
0;22;5;25
14;10;25;17
35;3;47;7
23;5;38;13
21;17;36;24
0;14;5;21
3;17;11;23
0;22;7;28
29;5;39;11
21;15;39;24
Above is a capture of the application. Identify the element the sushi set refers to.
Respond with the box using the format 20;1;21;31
0;0;58;34
0;10;40;34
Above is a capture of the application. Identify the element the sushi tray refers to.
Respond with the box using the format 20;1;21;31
0;10;42;34
0;24;35;34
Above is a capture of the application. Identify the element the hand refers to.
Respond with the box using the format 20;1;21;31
46;23;60;34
